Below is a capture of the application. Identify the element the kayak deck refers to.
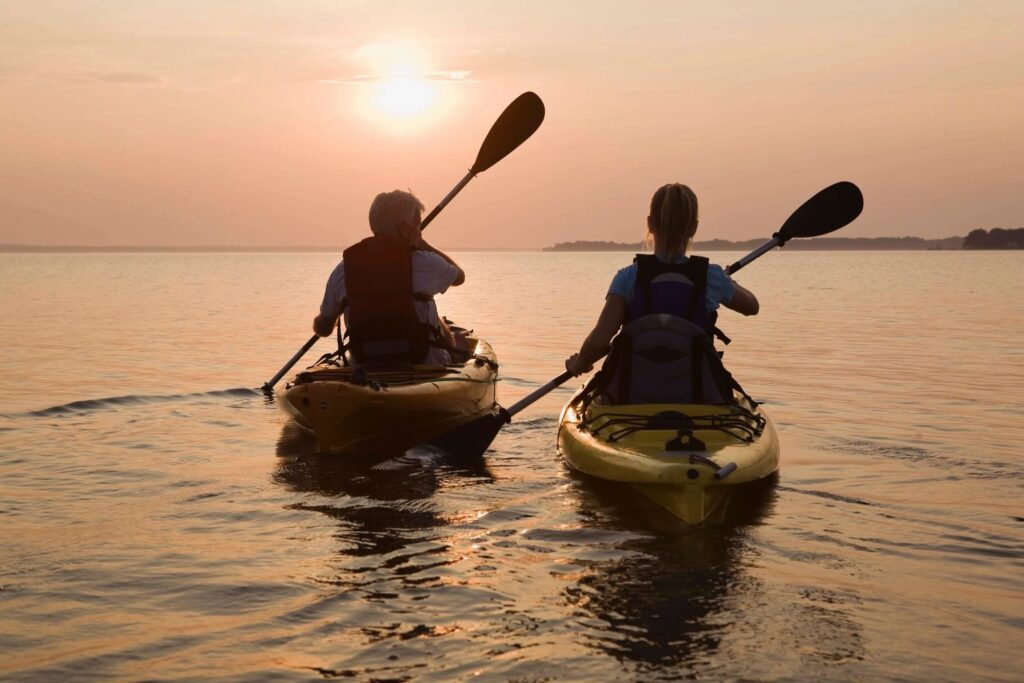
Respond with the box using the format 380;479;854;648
278;337;498;459
558;393;779;524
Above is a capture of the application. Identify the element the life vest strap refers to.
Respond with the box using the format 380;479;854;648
335;323;497;370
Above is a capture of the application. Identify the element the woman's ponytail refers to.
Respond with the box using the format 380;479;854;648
649;183;698;256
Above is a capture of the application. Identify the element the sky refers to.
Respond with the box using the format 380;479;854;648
1;0;1021;248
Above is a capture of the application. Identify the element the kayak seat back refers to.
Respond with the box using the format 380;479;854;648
601;314;735;405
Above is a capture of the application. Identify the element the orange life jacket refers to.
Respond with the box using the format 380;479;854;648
342;235;435;364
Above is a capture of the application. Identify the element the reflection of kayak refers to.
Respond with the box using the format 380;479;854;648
278;333;498;458
557;390;779;524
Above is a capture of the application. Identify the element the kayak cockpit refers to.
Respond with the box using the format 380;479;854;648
277;333;499;458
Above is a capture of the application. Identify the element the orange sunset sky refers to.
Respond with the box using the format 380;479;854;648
1;1;1021;248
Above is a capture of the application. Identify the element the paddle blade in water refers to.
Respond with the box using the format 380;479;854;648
427;408;510;459
777;181;864;241
471;92;545;174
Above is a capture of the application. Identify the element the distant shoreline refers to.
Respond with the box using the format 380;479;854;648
0;245;524;253
546;229;1023;251
544;237;967;251
4;232;1022;253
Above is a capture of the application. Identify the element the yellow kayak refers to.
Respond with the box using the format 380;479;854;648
558;390;779;524
278;334;498;458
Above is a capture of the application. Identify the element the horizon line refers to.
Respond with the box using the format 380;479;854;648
0;234;970;253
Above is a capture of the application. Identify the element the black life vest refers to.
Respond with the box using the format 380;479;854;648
626;254;716;334
600;315;737;405
580;254;747;407
341;235;436;365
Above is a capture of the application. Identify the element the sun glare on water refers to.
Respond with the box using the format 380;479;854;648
350;41;452;132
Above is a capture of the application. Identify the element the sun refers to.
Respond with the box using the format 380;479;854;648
349;41;448;132
374;78;435;120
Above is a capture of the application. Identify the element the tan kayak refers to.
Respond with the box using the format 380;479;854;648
558;390;779;524
278;334;498;458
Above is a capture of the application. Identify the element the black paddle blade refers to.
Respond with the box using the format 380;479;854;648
777;181;864;241
471;92;545;174
427;408;510;459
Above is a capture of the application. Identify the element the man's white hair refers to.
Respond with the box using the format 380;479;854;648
368;190;425;236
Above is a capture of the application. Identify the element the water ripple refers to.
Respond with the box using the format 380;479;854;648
5;387;261;419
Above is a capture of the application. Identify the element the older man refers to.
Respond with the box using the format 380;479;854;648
313;190;466;365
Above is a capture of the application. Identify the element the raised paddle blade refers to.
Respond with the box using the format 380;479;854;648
471;92;545;174
777;181;863;242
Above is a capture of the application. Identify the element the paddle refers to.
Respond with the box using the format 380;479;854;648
430;180;864;458
261;92;546;392
725;181;863;275
427;372;573;459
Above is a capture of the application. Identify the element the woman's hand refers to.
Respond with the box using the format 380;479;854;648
565;353;593;376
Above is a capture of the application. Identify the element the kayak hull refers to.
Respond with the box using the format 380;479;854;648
278;337;498;459
558;391;779;524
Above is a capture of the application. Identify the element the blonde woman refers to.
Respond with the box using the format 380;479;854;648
565;183;759;377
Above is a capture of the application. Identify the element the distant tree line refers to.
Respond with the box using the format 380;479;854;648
544;236;966;251
963;228;1024;249
544;240;644;251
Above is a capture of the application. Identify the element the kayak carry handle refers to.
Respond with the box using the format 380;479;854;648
714;462;738;480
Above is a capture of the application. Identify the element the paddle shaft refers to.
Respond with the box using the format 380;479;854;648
429;181;861;456
261;93;545;392
506;370;574;418
726;182;863;276
420;171;475;232
434;220;798;451
725;235;782;275
258;179;472;392
502;227;815;415
261;169;484;391
261;334;319;391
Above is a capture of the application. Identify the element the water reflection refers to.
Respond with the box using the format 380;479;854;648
563;475;776;669
562;473;866;674
273;421;492;561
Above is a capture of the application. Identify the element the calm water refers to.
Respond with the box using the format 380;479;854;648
1;251;1022;681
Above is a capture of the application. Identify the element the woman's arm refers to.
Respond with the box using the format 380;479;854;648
724;281;759;316
565;294;627;375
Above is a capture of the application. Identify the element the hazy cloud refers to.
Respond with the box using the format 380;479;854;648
0;68;165;85
93;71;163;85
428;70;474;81
321;70;475;84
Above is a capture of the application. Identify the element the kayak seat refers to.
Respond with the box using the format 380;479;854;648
600;314;735;405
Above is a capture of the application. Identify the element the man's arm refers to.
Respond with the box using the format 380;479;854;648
416;238;465;286
313;262;346;337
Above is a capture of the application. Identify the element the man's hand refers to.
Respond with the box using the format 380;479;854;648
313;313;336;337
416;238;466;287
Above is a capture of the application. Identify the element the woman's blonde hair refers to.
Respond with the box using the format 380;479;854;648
647;183;698;255
368;189;425;236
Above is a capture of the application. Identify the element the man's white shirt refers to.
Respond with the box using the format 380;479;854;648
319;250;460;364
